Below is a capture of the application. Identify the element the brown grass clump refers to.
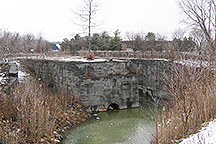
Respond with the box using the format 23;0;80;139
0;77;91;143
157;61;216;143
86;53;94;60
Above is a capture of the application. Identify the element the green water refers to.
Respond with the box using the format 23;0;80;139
63;108;154;144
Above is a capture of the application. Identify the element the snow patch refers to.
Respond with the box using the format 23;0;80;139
0;72;8;85
180;119;216;144
175;60;209;68
18;70;29;83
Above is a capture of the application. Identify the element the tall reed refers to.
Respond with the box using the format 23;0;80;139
158;59;216;143
0;75;90;143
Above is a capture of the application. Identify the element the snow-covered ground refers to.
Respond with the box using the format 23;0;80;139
0;72;7;85
18;68;29;83
175;59;209;68
180;119;216;144
0;61;29;85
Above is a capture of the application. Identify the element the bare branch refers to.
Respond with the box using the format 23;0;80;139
177;0;216;58
71;0;101;51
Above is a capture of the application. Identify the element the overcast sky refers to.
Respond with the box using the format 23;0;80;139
0;0;181;42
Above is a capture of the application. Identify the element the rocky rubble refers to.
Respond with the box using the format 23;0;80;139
0;62;18;94
37;103;91;143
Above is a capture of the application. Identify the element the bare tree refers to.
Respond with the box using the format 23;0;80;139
35;33;48;53
177;0;216;59
22;33;35;53
155;33;167;41
0;30;22;58
172;28;185;40
125;31;146;51
72;0;101;51
189;27;207;54
125;31;136;49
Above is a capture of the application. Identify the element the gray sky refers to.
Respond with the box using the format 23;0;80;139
0;0;181;42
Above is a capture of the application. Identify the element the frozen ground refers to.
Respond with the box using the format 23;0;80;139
18;68;29;83
0;61;29;85
180;119;216;144
0;72;7;85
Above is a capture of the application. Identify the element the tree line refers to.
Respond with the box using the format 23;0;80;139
0;28;201;57
64;0;214;57
60;30;197;53
0;30;53;59
61;30;122;53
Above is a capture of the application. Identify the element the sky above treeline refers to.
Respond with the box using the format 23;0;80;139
0;0;181;42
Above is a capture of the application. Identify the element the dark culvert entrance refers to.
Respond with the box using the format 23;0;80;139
107;103;120;111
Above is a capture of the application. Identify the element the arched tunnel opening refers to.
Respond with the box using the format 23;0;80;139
139;88;155;107
107;103;120;111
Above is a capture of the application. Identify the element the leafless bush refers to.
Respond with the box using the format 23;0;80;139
0;29;53;60
0;75;90;143
158;59;216;143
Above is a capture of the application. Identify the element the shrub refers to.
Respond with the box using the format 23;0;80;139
0;76;90;143
158;60;216;143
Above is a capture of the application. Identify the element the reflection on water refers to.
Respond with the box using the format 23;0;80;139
63;108;154;144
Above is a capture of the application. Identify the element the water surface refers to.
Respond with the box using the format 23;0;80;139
63;108;154;144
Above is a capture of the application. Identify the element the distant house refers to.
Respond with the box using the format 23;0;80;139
52;43;61;51
126;48;134;52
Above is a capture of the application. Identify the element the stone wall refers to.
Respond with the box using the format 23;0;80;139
26;58;171;112
131;59;171;98
80;76;139;111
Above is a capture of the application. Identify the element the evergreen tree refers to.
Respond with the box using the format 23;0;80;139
91;33;101;50
100;31;111;50
109;30;122;51
61;38;71;53
145;32;155;41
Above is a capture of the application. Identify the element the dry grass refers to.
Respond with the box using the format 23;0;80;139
0;77;91;143
157;60;216;143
